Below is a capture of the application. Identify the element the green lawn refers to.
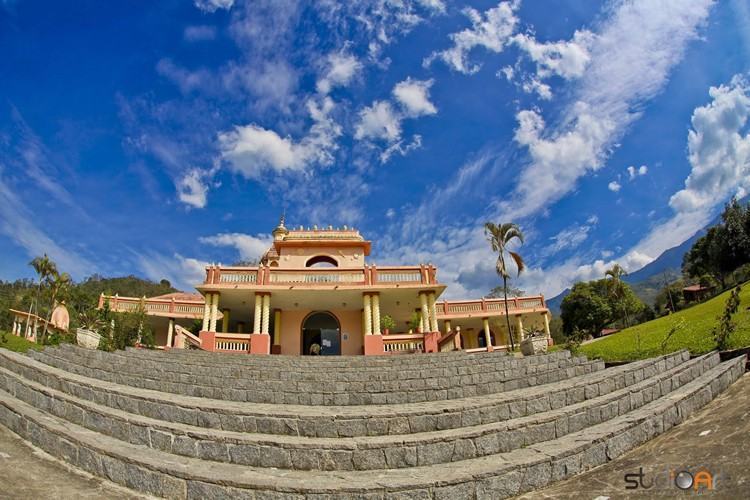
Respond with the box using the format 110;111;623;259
579;283;750;362
0;331;44;353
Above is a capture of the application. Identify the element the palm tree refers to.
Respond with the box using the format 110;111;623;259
28;254;57;339
484;222;526;351
42;271;72;343
604;264;630;327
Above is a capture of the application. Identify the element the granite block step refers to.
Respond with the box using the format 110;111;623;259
0;349;686;438
0;351;719;471
0;355;743;499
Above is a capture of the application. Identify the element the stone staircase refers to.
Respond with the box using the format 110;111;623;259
0;345;744;499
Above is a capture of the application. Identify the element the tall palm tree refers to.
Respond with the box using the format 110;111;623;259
484;222;526;351
605;264;630;327
28;254;57;339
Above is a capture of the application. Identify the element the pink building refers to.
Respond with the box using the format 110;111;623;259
100;218;551;355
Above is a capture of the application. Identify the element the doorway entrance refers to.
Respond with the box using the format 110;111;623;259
301;311;341;356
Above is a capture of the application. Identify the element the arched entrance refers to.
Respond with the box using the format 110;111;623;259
301;311;341;356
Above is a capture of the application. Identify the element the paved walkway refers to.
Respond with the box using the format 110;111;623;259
0;424;146;499
0;374;747;499
518;371;750;499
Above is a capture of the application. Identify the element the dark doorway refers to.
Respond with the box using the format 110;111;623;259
302;311;341;356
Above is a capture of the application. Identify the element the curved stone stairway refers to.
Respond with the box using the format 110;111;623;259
0;344;744;499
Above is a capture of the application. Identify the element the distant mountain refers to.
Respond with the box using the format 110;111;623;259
546;288;570;315
546;226;705;315
545;195;748;315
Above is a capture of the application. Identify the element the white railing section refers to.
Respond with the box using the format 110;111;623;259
216;340;249;352
269;271;365;284
220;272;258;283
383;334;425;353
377;271;422;283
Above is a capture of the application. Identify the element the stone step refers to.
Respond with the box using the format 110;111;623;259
123;343;541;369
0;348;686;438
30;348;596;405
29;348;601;405
53;343;572;379
0;350;719;471
0;355;743;499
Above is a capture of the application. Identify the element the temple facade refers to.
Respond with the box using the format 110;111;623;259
100;218;552;355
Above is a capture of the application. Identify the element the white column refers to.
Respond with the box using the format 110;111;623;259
253;293;263;334
12;318;17;336
543;312;551;338
202;293;212;331
445;320;452;334
428;293;439;333
166;318;175;347
363;294;373;336
372;294;381;335
209;293;219;333
261;294;271;335
222;309;231;333
483;318;492;348
419;293;430;333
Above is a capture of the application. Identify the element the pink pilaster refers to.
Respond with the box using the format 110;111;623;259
200;331;216;352
249;333;271;355
423;331;440;353
364;334;385;356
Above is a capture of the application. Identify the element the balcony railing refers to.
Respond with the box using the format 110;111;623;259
435;295;547;317
383;333;424;354
204;264;438;287
99;295;205;317
214;333;251;353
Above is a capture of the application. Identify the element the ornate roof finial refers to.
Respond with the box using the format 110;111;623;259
272;211;289;240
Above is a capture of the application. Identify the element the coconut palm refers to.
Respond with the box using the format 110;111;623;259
484;222;526;351
27;254;57;339
605;264;630;327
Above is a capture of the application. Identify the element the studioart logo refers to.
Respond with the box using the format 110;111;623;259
624;466;720;492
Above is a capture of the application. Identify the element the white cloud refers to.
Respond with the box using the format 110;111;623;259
669;76;750;213
354;101;401;142
219;97;341;177
355;77;437;160
499;0;715;222
416;0;446;13
627;164;648;179
385;208;396;218
199;232;272;261
316;50;362;94
511;29;595;99
513;30;595;80
177;168;211;209
543;223;593;257
156;59;212;95
608;180;621;192
380;134;423;163
423;0;520;73
194;0;234;13
183;25;217;42
392;78;437;117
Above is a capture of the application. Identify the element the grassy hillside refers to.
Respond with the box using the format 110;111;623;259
580;283;750;362
0;332;44;353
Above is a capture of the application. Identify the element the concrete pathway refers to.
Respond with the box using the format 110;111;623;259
0;424;147;499
0;373;747;499
518;371;750;499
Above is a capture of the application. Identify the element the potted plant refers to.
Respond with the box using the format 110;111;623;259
520;328;548;356
380;314;396;335
407;312;421;333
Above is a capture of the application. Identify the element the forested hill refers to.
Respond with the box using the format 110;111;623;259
0;275;179;333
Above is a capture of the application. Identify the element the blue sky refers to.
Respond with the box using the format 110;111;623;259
1;0;749;299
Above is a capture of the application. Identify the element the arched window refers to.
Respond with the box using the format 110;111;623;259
305;255;338;267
